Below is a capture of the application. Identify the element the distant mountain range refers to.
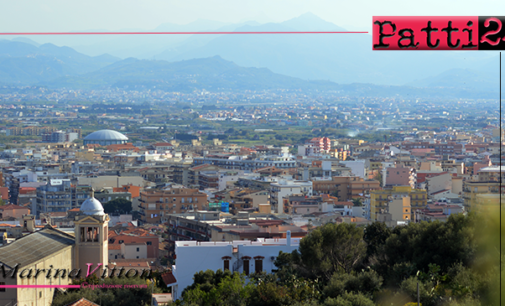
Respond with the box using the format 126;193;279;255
0;12;501;100
0;40;119;84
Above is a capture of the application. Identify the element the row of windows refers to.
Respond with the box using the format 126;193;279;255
46;194;71;199
159;197;199;203
223;258;263;275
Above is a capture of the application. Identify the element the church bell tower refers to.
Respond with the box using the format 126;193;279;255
74;189;109;277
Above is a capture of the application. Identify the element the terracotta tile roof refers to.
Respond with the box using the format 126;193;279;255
108;244;121;250
0;204;29;210
66;297;100;306
190;164;216;171
68;208;80;212
161;271;177;285
108;234;157;245
0;223;16;227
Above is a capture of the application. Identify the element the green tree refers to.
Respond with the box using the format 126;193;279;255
298;222;367;279
399;276;438;306
323;292;375;306
52;275;163;306
323;270;382;299
363;222;391;266
181;270;253;306
377;213;477;286
103;198;132;214
351;198;363;207
248;272;320;306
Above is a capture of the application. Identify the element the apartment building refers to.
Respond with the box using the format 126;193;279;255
383;165;416;189
193;154;297;171
34;180;92;216
270;180;313;214
139;188;208;224
6;126;57;136
401;141;464;155
307;137;331;153
370;186;427;221
463;166;505;210
312;176;381;201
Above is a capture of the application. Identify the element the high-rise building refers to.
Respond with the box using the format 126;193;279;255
35;180;92;216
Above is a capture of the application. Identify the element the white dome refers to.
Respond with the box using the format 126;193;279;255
80;197;105;216
84;129;128;141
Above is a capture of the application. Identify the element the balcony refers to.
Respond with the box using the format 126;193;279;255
176;233;192;240
178;225;197;233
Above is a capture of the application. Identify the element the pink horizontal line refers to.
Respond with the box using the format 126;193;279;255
0;31;368;35
0;285;80;288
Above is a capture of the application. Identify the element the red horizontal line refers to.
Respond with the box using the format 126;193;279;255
0;31;368;35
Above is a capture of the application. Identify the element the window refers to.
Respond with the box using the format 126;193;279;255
0;282;4;292
224;260;230;271
137;248;140;252
39;291;42;298
147;241;152;246
255;259;263;273
115;255;117;259
137;256;139;259
243;260;250;275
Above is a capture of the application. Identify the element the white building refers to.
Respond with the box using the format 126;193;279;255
270;180;313;214
193;153;297;171
297;144;320;156
169;231;300;300
340;160;366;179
351;206;366;218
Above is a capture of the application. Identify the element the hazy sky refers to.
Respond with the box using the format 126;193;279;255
1;0;503;32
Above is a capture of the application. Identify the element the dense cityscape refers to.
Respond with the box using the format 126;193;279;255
0;2;504;305
0;92;501;306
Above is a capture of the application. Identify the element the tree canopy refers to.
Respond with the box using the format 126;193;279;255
103;198;132;214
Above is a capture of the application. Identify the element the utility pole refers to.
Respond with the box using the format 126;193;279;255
417;282;420;306
150;278;155;306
